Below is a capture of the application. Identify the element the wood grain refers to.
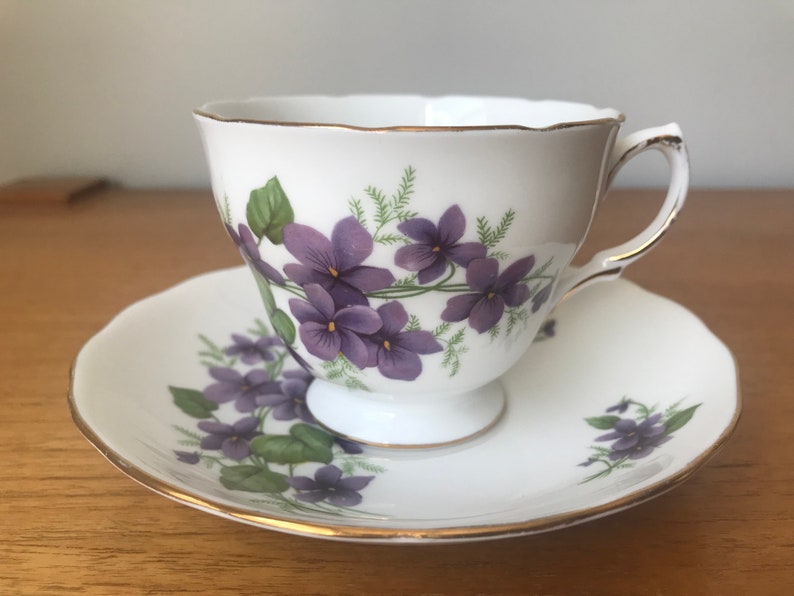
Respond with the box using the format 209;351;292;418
1;188;792;594
0;177;107;203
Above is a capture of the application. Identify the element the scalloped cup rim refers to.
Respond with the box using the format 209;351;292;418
193;95;626;132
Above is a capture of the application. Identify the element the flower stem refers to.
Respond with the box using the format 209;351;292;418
581;455;630;483
366;264;460;299
256;407;271;433
200;454;226;467
278;283;307;299
266;350;289;380
523;273;556;283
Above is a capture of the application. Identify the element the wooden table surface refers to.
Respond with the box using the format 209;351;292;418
1;186;791;594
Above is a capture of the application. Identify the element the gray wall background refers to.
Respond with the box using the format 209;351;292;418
1;0;792;189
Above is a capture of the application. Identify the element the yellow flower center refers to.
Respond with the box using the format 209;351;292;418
328;266;339;277
383;340;391;351
487;292;496;300
327;321;336;332
431;246;441;252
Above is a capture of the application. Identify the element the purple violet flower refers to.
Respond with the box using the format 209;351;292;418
334;437;364;454
289;284;382;369
531;283;553;313
197;417;262;461
606;397;633;414
282;217;395;307
441;256;536;333
287;464;374;507
225;223;286;286
596;413;672;460
175;450;200;464
539;318;556;339
395;205;487;284
363;302;443;381
203;367;282;413
224;333;282;365
255;369;315;423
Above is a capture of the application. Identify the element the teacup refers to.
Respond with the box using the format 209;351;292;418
194;95;688;447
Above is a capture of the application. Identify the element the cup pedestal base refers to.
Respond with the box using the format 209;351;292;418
305;379;506;448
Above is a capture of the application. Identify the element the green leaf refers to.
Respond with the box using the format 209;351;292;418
374;233;410;246
440;327;467;377
505;306;529;337
476;216;494;247
248;318;272;337
197;334;230;365
348;197;367;227
433;322;451;337
221;194;232;225
391;165;416;207
250;424;334;464
585;415;620;430
174;424;204;442
492;208;516;245
246;176;294;244
270;308;296;345
366;186;389;228
663;404;701;434
290;423;335;459
405;314;421;331
251;435;303;464
253;273;277;316
169;386;218;419
392;273;417;287
219;465;290;493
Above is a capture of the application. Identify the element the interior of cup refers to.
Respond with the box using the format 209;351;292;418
196;95;624;130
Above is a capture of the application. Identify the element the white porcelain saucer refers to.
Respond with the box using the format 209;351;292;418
69;267;740;543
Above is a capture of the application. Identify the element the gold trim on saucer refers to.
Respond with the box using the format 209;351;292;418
67;360;742;543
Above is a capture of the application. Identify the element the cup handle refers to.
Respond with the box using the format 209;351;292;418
550;123;690;305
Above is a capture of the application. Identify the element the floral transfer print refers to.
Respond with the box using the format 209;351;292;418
579;397;701;483
282;217;395;308
226;223;286;286
170;321;383;515
287;464;373;507
363;301;443;381
289;283;383;370
223;167;557;388
394;204;487;284
441;256;537;333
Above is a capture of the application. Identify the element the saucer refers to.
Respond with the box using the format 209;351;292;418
69;267;740;543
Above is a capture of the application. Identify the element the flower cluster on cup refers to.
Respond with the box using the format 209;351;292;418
228;203;552;382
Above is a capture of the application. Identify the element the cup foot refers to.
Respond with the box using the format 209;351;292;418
306;379;506;448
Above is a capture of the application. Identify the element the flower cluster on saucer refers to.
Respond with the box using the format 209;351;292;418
222;166;557;388
170;321;384;514
168;315;556;511
579;397;702;483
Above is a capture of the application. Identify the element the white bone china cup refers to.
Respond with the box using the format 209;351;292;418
194;95;689;447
